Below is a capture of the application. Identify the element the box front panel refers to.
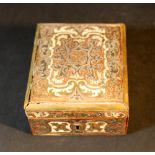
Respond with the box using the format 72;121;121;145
27;111;128;136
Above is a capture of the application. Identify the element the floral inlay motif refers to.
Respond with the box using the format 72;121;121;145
31;24;123;102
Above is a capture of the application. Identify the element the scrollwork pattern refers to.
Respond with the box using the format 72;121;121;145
31;24;123;102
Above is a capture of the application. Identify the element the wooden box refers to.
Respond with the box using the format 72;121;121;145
24;23;129;136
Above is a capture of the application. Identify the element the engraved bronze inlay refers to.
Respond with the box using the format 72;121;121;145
29;118;126;135
30;24;123;103
27;111;127;119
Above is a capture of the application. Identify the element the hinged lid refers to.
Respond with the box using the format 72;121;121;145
24;23;128;112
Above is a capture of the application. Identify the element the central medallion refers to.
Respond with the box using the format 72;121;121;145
52;36;104;80
45;25;119;100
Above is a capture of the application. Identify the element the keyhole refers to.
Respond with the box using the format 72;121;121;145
76;125;80;130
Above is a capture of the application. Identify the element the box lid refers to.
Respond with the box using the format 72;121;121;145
24;23;128;112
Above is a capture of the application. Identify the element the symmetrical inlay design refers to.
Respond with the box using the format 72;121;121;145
48;122;71;133
31;24;123;103
29;117;126;135
48;121;108;133
85;122;107;133
27;111;127;119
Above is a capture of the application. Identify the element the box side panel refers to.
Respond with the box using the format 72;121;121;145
24;24;40;109
121;24;129;128
121;24;129;109
26;111;128;136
